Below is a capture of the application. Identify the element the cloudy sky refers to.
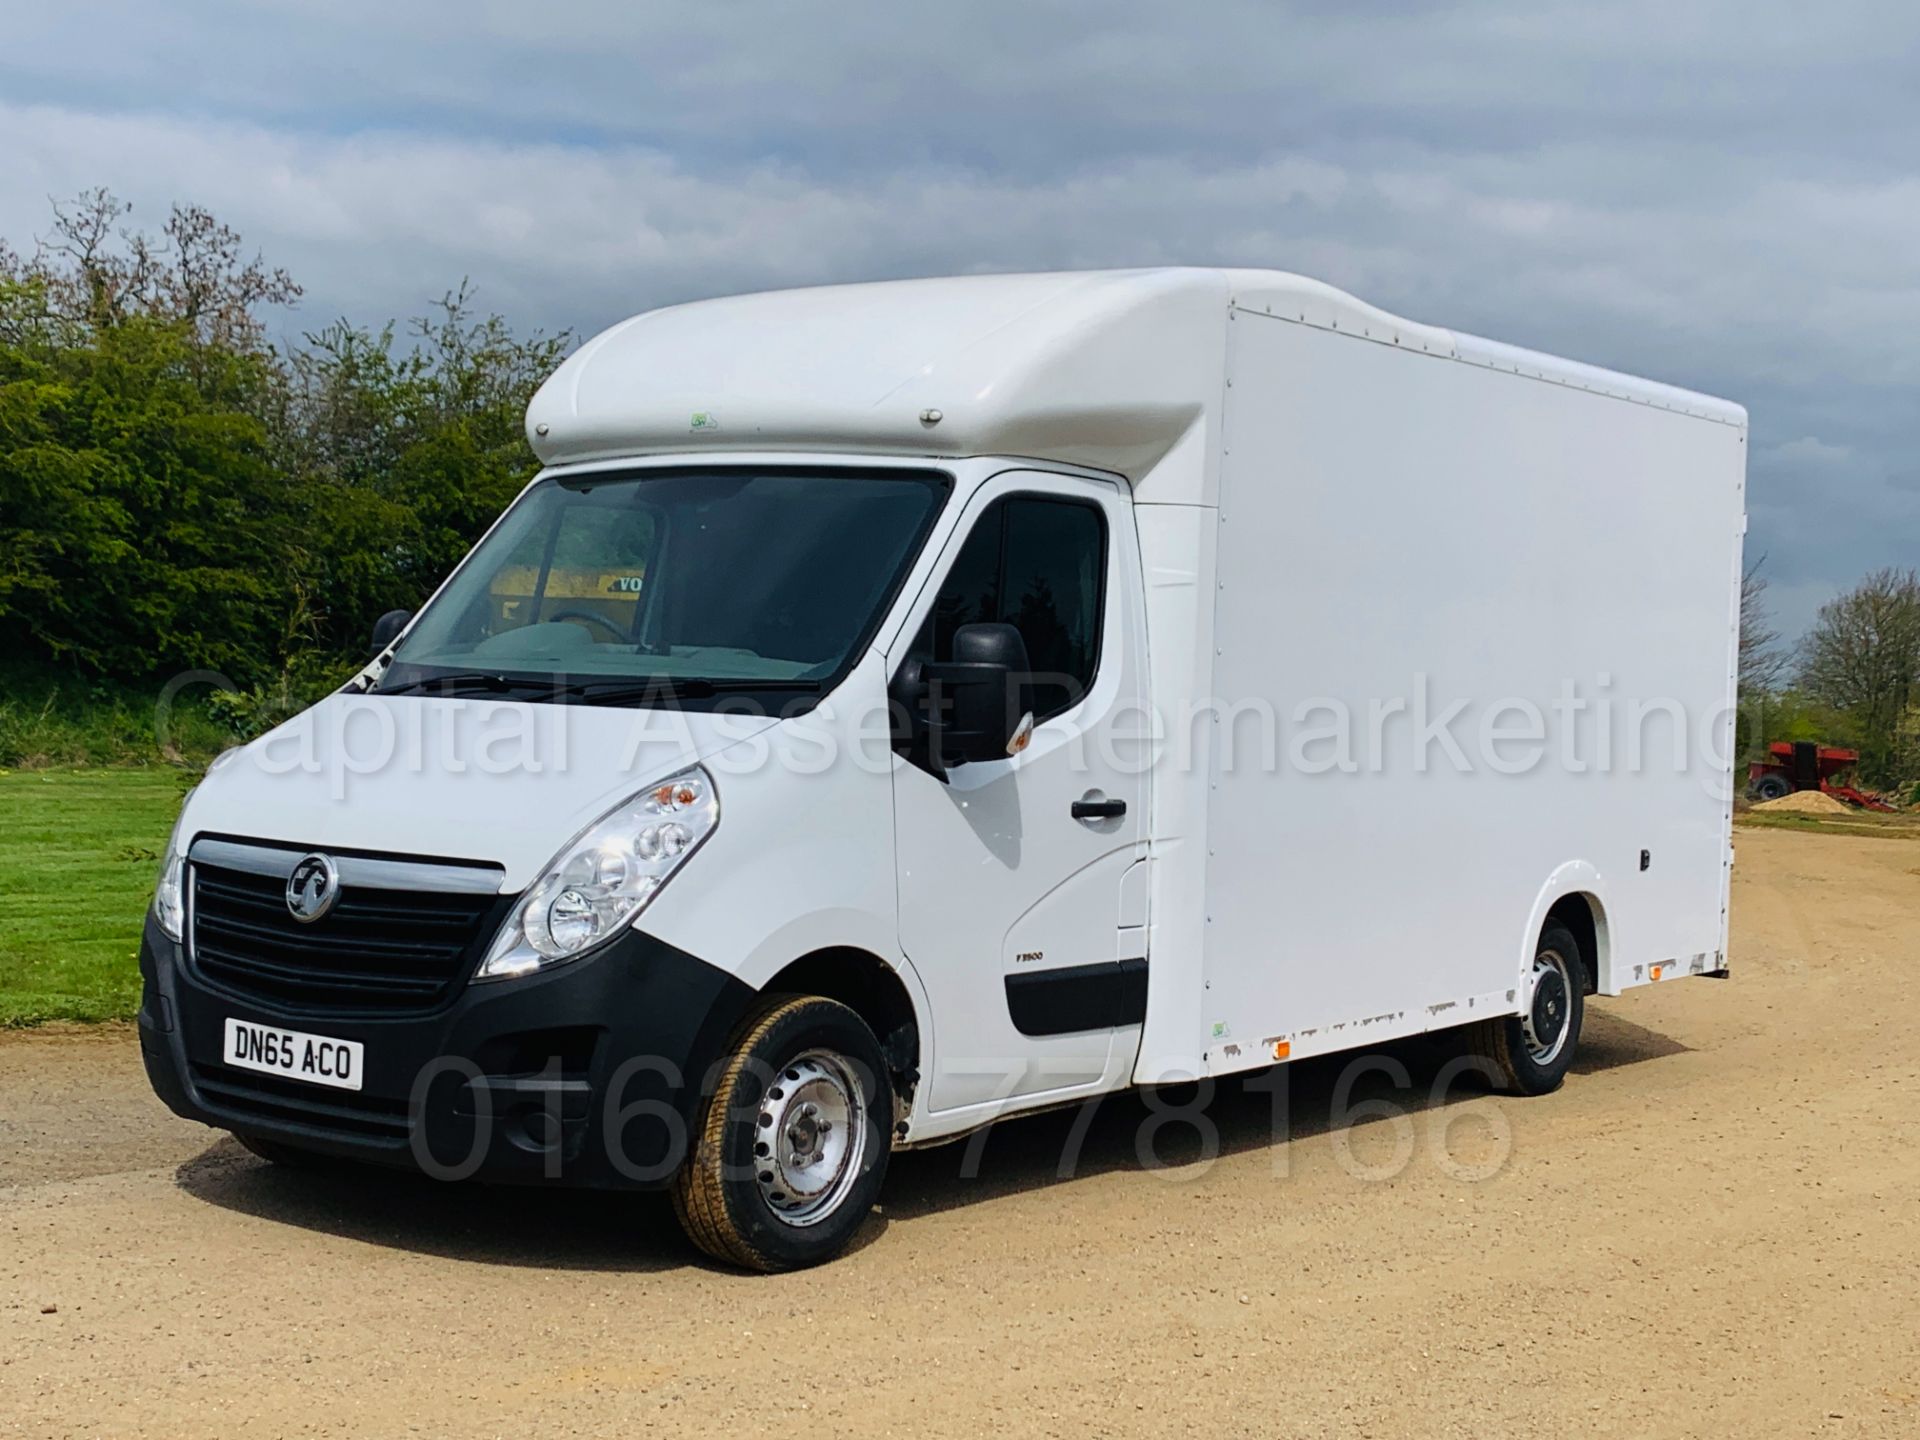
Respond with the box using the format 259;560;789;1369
4;1;1916;641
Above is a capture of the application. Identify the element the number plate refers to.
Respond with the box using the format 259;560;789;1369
222;1017;364;1092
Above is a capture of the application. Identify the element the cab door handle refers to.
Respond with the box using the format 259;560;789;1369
1072;797;1127;821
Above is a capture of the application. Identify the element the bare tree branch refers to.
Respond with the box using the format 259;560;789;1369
0;188;301;350
1739;552;1787;695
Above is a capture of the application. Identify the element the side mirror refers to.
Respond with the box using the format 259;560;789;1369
922;622;1034;768
369;608;412;657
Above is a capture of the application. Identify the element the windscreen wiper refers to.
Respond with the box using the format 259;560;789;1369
376;671;551;697
377;672;823;703
557;677;824;704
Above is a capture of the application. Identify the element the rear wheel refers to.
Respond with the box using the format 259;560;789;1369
1466;920;1587;1095
1751;773;1792;802
672;995;893;1272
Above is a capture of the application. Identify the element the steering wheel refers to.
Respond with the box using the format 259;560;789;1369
545;609;629;643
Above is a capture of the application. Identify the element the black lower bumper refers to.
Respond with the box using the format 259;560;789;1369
137;912;756;1189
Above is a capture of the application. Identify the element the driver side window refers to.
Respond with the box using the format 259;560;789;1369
909;494;1107;723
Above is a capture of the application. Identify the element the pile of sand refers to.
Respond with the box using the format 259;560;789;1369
1753;789;1853;815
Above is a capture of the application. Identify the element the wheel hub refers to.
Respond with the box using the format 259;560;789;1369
1521;950;1574;1065
753;1052;867;1226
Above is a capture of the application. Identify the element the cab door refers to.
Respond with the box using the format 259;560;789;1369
888;472;1149;1115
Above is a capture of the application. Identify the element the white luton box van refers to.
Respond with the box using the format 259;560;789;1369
140;269;1747;1269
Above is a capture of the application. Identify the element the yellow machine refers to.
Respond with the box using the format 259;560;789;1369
488;565;646;635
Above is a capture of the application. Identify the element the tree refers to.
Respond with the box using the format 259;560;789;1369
0;316;296;680
0;193;305;682
1738;555;1787;695
1798;567;1920;785
0;190;566;686
1734;554;1790;760
274;283;570;653
0;189;300;352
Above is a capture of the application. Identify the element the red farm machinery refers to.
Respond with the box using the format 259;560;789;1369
1746;741;1896;811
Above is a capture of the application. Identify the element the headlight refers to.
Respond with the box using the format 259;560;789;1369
476;765;719;981
153;795;194;943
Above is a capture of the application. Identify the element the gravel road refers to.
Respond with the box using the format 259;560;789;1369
4;824;1917;1438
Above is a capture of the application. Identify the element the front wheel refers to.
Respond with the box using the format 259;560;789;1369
672;995;893;1272
1465;921;1587;1095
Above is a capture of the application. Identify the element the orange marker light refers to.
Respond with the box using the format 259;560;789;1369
1272;1040;1291;1061
1650;965;1664;981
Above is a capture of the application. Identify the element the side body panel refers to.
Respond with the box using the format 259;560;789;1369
1128;500;1219;1083
1196;309;1746;1074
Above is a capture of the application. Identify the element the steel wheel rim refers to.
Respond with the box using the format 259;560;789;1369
752;1049;868;1228
1521;948;1574;1066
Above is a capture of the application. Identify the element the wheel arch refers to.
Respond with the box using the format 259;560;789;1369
760;947;925;1116
1521;862;1615;996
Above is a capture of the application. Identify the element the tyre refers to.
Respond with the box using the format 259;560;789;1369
1465;920;1587;1095
672;995;893;1272
1751;773;1792;802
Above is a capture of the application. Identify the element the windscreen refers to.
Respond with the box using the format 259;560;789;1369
380;468;948;704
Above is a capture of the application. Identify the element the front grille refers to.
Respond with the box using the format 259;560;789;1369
188;856;502;1016
190;1062;412;1141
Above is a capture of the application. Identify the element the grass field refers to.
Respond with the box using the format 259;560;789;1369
0;768;191;1025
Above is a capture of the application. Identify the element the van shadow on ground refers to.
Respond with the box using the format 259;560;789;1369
881;1006;1684;1217
173;1005;1685;1272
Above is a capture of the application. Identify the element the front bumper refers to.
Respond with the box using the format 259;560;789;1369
137;911;755;1189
